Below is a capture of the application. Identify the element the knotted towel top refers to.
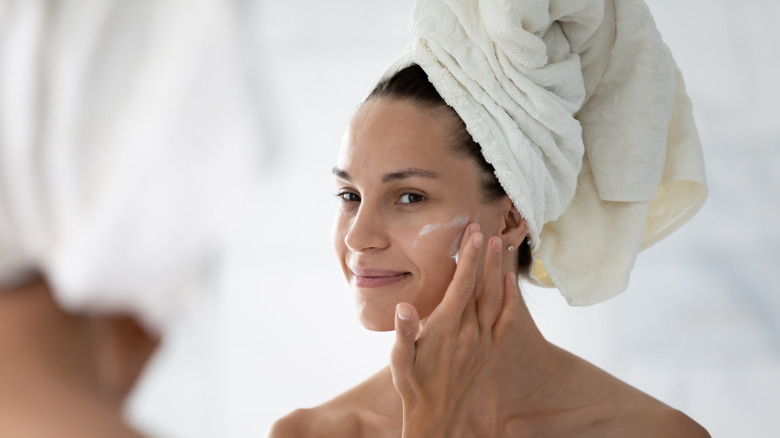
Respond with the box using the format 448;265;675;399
378;0;707;305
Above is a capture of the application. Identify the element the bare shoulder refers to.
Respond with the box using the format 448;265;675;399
265;408;308;438
547;395;709;438
0;391;145;438
608;389;709;437
555;347;709;437
633;405;710;437
266;406;360;438
266;367;400;438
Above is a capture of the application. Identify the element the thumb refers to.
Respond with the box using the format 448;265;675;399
390;303;419;375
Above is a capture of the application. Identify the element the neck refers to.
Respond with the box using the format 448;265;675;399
0;277;157;437
0;278;103;393
0;277;158;405
449;285;567;430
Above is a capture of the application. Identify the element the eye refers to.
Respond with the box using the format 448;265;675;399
398;192;426;204
336;191;361;203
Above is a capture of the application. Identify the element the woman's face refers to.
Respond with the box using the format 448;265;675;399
333;98;510;331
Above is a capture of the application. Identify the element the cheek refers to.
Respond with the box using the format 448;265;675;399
408;220;469;315
412;228;462;266
333;214;352;273
332;214;346;253
333;208;357;248
411;215;469;259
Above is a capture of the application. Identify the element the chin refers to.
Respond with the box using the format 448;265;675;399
352;287;441;332
358;311;395;332
353;291;403;332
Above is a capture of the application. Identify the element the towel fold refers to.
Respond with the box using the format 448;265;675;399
379;0;707;305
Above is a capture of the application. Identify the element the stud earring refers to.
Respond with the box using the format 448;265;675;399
507;245;515;252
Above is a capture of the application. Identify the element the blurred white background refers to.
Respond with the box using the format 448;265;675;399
128;0;780;436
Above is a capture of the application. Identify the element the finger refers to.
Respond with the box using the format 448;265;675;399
492;272;518;341
460;284;479;329
390;303;420;376
453;222;478;265
476;236;504;330
471;234;487;308
457;230;489;329
437;227;483;319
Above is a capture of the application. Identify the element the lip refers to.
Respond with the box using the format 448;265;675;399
350;267;412;289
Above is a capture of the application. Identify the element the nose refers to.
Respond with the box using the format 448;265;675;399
343;203;390;253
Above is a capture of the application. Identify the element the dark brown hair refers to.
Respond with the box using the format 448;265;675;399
366;64;532;274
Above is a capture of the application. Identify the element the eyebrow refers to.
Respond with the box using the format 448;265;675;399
332;167;441;183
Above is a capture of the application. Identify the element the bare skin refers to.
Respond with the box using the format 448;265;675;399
0;276;157;437
271;341;706;438
268;98;709;437
270;270;707;437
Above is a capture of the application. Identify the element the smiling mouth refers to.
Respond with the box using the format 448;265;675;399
352;272;412;289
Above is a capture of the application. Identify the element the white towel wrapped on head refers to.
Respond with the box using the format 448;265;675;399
379;0;707;305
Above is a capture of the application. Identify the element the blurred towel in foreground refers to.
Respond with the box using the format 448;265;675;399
0;0;261;333
0;1;262;437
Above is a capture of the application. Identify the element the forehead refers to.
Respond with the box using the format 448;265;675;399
338;98;460;172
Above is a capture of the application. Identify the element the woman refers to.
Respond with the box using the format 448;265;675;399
271;0;709;436
270;64;708;437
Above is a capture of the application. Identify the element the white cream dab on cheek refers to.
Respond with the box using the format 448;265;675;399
448;229;463;264
412;215;470;248
449;213;480;265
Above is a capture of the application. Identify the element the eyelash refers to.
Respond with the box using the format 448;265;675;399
398;192;426;204
336;191;361;203
334;191;427;205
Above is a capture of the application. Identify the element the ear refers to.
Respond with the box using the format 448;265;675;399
498;196;527;247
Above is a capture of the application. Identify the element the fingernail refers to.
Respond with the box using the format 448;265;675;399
397;305;412;321
491;237;501;253
472;232;483;249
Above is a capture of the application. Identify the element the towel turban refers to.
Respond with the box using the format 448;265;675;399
377;0;707;305
0;0;260;332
